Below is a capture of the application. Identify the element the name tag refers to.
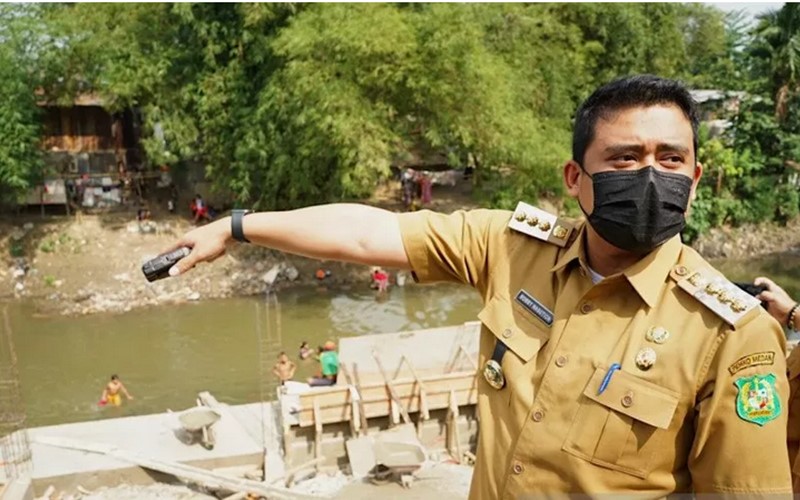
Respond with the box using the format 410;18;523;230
515;290;553;327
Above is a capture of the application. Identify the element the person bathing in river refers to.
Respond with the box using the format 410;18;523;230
99;374;133;407
299;341;312;360
308;341;338;386
371;267;389;293
272;352;297;385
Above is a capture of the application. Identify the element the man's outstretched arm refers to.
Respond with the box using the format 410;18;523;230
163;204;410;276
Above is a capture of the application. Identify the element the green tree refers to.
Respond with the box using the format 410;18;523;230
751;3;800;121
0;4;45;204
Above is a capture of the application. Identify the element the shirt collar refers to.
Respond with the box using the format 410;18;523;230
623;235;683;308
550;222;683;308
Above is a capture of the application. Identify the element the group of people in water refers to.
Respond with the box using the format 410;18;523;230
97;340;337;410
273;340;339;388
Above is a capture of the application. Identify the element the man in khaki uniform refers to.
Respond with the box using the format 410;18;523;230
163;75;792;497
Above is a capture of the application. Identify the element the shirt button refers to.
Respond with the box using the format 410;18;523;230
580;302;593;314
512;461;524;474
555;355;568;367
502;328;513;339
621;392;634;408
532;410;545;422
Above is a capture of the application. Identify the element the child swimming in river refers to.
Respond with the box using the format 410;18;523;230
272;352;297;385
99;374;133;407
299;341;312;360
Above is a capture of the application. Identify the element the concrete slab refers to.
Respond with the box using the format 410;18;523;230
338;322;480;384
0;477;34;500
26;403;263;492
226;402;286;482
345;436;374;479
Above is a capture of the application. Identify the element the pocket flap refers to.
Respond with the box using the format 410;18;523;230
583;366;680;429
477;294;550;363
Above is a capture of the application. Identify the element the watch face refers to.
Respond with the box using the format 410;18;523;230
483;360;505;389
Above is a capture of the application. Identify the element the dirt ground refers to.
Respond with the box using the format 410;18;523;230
0;179;480;316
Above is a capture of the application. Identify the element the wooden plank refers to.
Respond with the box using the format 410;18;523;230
400;356;430;422
339;363;368;436
31;435;317;500
399;356;429;438
294;372;478;427
313;398;323;472
276;456;327;489
447;345;478;373
372;351;411;425
448;389;462;463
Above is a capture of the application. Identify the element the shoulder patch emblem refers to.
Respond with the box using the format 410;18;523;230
508;201;575;248
671;267;759;327
734;373;781;426
727;352;776;376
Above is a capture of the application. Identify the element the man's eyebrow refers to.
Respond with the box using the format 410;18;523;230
602;143;691;156
656;143;691;156
602;144;645;156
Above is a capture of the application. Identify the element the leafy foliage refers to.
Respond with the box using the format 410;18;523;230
1;2;800;240
0;5;45;204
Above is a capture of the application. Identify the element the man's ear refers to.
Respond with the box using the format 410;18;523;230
564;160;582;198
689;162;703;202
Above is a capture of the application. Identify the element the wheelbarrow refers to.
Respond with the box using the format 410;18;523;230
368;439;427;488
177;404;221;450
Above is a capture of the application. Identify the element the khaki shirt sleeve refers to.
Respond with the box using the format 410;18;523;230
689;313;792;494
396;209;511;295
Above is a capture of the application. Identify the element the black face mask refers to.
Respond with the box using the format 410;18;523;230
579;166;693;255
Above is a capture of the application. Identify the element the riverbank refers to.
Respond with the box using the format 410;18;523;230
0;214;406;316
4;182;800;316
0;181;482;316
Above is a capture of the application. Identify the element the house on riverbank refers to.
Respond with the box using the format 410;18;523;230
22;92;147;214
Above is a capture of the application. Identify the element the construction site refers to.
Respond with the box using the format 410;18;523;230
0;296;479;500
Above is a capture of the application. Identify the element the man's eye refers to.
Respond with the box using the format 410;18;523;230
616;155;637;162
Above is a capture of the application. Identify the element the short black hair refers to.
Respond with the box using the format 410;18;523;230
111;374;118;380
572;75;699;165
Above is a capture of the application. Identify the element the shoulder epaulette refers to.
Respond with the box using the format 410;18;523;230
508;201;575;248
669;265;760;328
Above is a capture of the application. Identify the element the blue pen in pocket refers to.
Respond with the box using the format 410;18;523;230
598;362;621;395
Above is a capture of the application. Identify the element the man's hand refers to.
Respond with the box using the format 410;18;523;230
162;217;232;277
755;276;797;327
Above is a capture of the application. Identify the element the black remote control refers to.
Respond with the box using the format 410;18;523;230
142;247;191;282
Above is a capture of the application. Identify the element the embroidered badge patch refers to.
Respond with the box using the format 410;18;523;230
734;373;781;426
515;290;553;326
727;351;776;376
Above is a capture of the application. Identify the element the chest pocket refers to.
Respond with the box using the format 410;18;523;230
562;365;681;479
477;294;550;362
477;294;550;398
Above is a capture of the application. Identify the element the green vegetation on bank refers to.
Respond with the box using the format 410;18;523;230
0;3;799;241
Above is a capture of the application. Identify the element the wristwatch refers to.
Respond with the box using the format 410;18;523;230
231;209;252;243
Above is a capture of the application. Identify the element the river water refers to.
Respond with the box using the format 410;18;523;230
5;284;482;427
5;252;800;428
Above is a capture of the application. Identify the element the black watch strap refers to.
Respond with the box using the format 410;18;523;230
231;209;252;243
491;340;508;364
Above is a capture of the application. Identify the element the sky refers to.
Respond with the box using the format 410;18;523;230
711;2;785;23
